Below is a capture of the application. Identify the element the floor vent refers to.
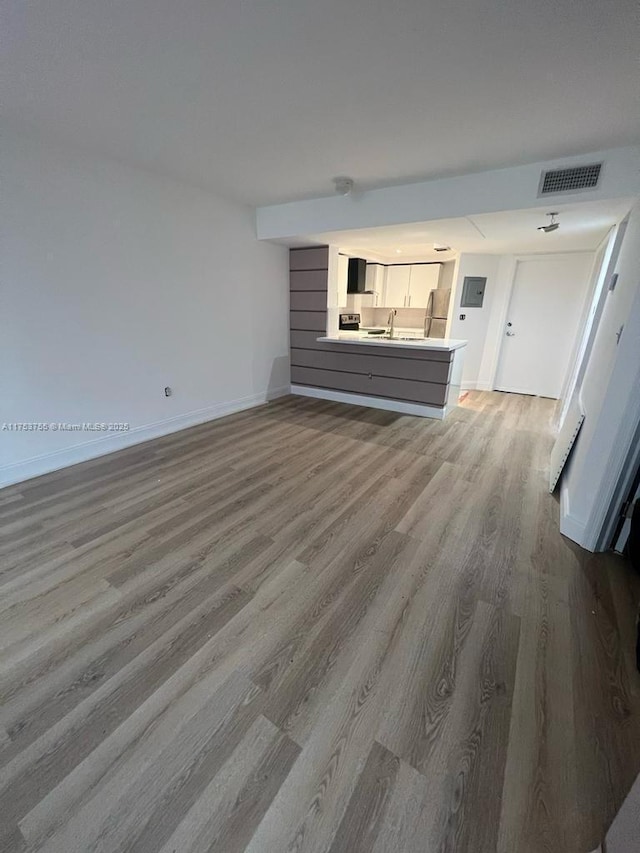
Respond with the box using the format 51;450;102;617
538;163;602;196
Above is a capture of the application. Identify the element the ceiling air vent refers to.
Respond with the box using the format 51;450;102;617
538;163;602;196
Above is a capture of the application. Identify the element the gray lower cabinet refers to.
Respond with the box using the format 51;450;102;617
290;347;451;384
289;331;451;361
290;365;449;406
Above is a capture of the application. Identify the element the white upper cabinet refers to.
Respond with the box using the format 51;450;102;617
370;264;387;307
384;265;411;307
344;261;385;309
382;263;441;307
408;264;441;306
364;263;377;293
359;263;380;307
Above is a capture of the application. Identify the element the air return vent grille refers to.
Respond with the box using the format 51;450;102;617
538;163;602;196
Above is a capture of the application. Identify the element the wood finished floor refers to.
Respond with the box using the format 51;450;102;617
1;391;639;853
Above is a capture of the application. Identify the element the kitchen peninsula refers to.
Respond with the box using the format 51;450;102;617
289;246;467;419
305;333;466;418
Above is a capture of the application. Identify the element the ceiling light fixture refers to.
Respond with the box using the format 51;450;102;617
333;176;354;196
537;212;560;233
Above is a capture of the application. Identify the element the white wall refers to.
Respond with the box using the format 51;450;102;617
561;204;640;550
558;221;633;432
0;132;290;486
449;254;502;389
451;251;595;393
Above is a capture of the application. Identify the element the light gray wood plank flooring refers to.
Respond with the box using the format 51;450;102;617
1;392;639;852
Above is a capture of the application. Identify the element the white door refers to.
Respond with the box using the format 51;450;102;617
408;264;441;307
494;254;593;398
384;265;411;307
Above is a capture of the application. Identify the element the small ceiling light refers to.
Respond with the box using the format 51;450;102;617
537;212;560;233
395;248;402;254
333;176;354;196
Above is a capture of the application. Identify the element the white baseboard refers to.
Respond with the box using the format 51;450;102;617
0;386;290;489
559;480;590;549
290;385;446;419
461;380;492;391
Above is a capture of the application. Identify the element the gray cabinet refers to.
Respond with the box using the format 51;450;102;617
290;365;448;406
290;342;454;407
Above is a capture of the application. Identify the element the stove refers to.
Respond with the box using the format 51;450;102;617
338;313;360;331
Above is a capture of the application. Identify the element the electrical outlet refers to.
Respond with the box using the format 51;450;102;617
459;314;466;320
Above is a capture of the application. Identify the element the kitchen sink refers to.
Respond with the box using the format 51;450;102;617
362;333;424;341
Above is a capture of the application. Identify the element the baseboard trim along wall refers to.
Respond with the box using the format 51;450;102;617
0;386;290;489
559;480;588;548
291;384;450;419
461;380;493;391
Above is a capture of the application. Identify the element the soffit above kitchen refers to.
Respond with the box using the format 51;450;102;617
307;197;636;262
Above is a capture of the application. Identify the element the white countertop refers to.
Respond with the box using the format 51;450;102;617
317;333;467;352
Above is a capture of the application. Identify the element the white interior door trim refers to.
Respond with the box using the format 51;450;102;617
483;255;517;391
492;257;523;392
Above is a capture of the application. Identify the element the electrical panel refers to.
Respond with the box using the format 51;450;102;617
460;276;486;308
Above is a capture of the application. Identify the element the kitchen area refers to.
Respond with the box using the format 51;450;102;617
336;253;455;340
289;246;467;419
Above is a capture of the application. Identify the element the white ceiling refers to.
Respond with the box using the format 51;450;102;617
5;1;640;206
314;198;635;262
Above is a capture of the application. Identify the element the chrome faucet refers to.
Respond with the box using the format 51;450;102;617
388;309;396;339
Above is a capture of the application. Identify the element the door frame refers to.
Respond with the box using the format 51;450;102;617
491;251;595;396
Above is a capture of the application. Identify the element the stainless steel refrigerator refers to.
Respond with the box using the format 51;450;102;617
425;288;451;338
